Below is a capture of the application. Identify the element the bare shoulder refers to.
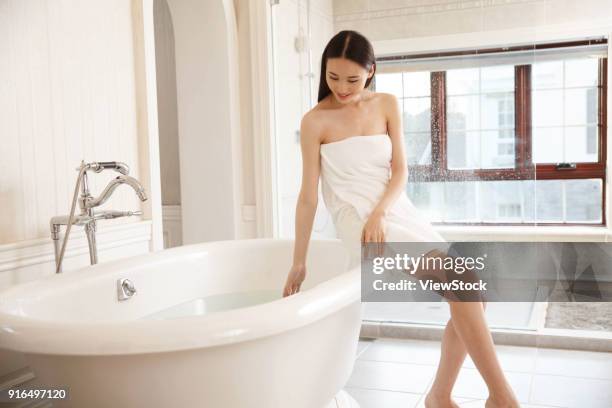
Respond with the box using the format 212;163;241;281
371;92;399;125
299;109;324;145
359;91;399;117
376;92;400;110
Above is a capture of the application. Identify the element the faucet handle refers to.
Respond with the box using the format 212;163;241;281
77;162;130;175
99;210;143;220
95;162;130;175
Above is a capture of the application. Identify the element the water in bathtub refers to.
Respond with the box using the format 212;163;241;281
141;289;280;320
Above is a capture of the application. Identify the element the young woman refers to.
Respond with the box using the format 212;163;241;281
282;30;521;408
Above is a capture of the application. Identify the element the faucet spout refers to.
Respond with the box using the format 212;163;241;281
124;175;148;202
86;175;148;209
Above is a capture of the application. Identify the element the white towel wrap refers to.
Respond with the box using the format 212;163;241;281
320;134;450;267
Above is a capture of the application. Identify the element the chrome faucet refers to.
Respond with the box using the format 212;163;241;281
51;161;148;273
85;175;147;209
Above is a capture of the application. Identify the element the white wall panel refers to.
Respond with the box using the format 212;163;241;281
0;0;143;245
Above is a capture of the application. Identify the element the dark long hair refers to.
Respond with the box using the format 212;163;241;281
317;30;376;103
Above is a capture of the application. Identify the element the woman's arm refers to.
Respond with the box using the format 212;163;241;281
292;115;321;266
284;115;321;296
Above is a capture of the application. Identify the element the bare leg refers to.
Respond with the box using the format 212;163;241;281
411;250;518;407
425;302;487;408
424;318;467;408
448;301;519;407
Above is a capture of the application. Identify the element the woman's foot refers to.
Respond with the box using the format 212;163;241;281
424;391;461;408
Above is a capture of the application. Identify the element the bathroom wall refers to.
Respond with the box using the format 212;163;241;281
332;0;612;40
0;0;144;244
0;1;154;284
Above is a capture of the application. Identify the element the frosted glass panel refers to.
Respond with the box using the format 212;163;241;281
565;179;602;222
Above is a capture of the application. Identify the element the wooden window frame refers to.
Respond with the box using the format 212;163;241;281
380;41;608;226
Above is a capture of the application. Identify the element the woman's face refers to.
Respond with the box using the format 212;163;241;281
325;57;374;105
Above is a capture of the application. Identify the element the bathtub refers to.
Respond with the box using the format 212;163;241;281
0;239;362;408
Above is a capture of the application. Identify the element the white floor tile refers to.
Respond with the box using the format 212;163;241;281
534;348;612;380
347;360;436;394
345;387;422;408
358;338;442;366
348;338;612;408
449;368;532;403
462;344;538;373
530;374;612;408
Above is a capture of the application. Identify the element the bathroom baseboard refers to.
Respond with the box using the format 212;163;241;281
360;321;612;353
162;205;182;248
0;220;152;290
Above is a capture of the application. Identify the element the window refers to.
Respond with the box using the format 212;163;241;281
446;66;516;169
532;59;600;163
375;40;608;225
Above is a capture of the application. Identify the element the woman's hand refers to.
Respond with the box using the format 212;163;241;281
283;264;306;297
362;210;386;257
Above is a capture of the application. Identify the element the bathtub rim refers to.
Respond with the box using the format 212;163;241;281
0;238;361;356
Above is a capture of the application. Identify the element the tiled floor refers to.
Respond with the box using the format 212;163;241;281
344;338;612;408
363;302;538;330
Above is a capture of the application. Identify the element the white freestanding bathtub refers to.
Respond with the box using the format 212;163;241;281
0;239;362;408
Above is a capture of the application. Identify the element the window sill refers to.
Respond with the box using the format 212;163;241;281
434;224;610;242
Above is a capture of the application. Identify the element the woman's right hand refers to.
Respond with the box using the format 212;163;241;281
283;264;306;297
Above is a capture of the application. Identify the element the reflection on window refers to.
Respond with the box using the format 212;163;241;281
375;53;606;225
